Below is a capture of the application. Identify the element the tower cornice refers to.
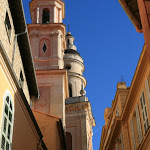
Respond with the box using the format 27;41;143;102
65;101;96;127
28;23;66;35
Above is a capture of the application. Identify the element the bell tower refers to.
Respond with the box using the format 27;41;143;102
28;0;68;126
28;0;95;149
28;0;65;69
64;32;96;150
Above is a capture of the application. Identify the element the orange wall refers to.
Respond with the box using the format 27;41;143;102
12;98;40;150
33;110;63;150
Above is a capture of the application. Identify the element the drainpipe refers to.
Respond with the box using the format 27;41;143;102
11;28;40;108
12;28;27;68
30;94;40;108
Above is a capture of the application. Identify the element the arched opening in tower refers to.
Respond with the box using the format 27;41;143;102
66;132;72;150
69;83;72;97
42;8;50;24
67;39;70;44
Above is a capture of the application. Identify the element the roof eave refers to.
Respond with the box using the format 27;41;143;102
118;0;143;33
8;0;39;98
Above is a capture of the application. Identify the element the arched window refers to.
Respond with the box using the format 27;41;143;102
67;39;70;44
69;83;72;97
66;132;72;150
0;90;14;150
42;8;50;24
65;64;71;70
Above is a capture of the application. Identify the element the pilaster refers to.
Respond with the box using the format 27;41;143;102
122;121;131;150
80;113;88;150
66;101;95;150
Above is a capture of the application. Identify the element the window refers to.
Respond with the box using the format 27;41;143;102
39;38;50;57
43;43;47;53
19;70;24;88
42;8;50;24
5;12;12;41
116;107;119;116
65;64;71;70
0;90;14;150
130;104;143;150
145;78;150;111
67;39;70;44
140;91;149;133
135;104;143;144
66;132;72;150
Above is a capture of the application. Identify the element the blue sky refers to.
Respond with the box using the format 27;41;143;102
22;0;144;149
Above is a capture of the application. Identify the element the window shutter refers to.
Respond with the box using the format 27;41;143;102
145;78;150;111
130;118;136;150
135;104;143;144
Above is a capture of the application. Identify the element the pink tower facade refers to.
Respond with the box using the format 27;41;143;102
28;0;68;126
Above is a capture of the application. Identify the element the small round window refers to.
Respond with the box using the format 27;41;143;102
65;64;71;70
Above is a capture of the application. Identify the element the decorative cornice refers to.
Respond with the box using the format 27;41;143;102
36;69;69;99
66;101;96;127
28;23;66;36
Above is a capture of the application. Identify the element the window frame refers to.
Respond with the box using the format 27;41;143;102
140;91;149;134
116;106;119;116
145;78;150;112
0;90;14;150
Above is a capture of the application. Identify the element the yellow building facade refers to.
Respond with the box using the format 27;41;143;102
100;45;150;150
100;0;150;150
0;0;47;149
